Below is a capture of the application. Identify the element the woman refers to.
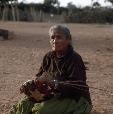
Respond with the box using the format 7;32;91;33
10;25;92;114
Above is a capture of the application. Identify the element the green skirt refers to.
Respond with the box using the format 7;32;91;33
10;96;92;114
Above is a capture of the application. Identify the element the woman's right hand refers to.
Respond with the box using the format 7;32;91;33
35;76;55;95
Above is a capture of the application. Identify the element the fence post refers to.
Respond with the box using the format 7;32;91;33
2;5;8;21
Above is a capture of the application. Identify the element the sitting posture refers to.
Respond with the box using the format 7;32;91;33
10;25;92;114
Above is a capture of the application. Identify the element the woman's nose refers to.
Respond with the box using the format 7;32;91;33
53;37;58;43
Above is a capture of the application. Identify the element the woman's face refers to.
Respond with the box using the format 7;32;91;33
49;30;71;52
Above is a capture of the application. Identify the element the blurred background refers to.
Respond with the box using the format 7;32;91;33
0;0;113;23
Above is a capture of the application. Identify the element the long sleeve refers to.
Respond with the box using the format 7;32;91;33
35;51;91;103
66;54;87;81
55;53;91;103
36;52;51;78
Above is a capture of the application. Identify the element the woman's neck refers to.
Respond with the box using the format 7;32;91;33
56;48;68;58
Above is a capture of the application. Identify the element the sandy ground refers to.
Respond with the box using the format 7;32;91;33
0;22;113;114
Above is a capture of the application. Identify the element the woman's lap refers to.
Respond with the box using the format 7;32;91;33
10;96;92;114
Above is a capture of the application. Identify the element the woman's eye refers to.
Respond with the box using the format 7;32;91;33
51;36;55;39
50;35;63;40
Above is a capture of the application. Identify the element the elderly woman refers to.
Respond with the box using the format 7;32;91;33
10;25;92;114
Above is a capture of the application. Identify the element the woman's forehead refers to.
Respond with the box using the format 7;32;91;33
50;30;65;36
49;25;70;36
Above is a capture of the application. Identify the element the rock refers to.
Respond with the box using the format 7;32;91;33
0;36;4;41
0;29;8;40
0;29;14;41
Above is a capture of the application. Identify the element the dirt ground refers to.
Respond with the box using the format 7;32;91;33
0;22;113;114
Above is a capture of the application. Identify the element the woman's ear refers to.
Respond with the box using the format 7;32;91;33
67;38;72;47
67;37;71;44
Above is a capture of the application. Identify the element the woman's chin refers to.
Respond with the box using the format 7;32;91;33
52;45;65;52
52;48;62;52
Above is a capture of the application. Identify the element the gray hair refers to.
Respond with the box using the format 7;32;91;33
49;25;72;40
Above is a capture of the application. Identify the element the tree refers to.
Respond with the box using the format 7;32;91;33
106;0;113;4
67;2;77;22
67;2;76;15
42;0;60;14
43;0;59;7
0;0;19;21
92;2;101;8
0;0;9;20
10;0;19;21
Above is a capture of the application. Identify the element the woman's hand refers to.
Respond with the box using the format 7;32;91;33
35;75;48;83
35;76;55;95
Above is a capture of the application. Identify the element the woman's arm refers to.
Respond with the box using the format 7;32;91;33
36;52;51;77
55;53;91;103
